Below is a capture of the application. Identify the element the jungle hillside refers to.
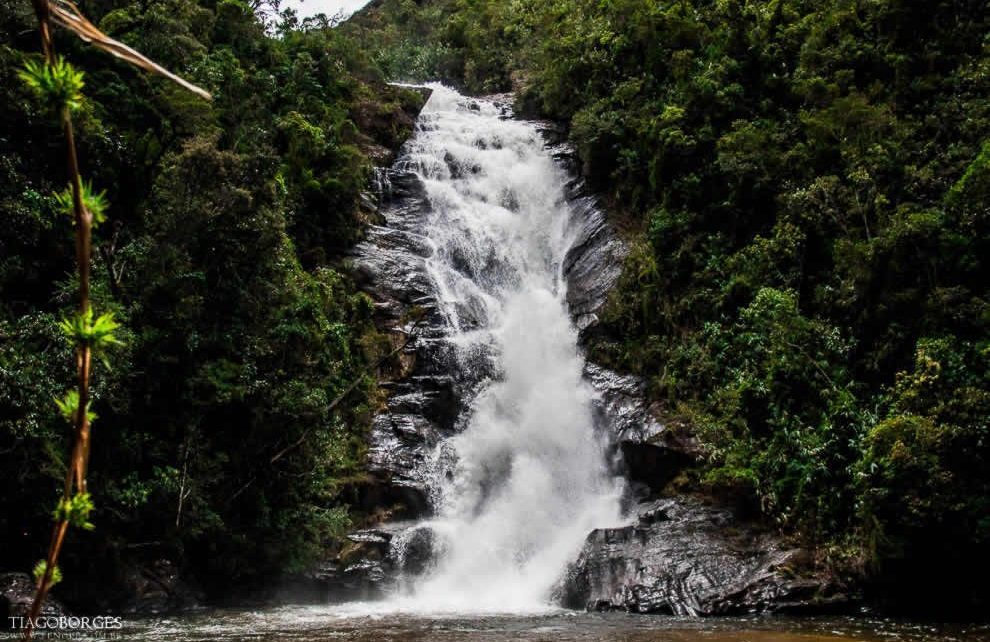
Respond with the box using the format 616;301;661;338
1;0;989;619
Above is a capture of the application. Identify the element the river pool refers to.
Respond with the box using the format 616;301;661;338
120;605;988;642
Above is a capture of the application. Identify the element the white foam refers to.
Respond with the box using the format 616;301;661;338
383;84;624;613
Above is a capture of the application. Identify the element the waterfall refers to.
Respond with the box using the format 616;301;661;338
364;85;624;613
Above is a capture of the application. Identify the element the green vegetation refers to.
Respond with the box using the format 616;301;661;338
1;0;424;603
348;0;990;608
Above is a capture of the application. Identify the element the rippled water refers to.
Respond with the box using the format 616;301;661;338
120;607;988;642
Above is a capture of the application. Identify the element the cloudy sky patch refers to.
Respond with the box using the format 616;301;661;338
281;0;372;19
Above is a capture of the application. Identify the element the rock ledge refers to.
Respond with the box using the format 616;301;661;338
560;498;847;615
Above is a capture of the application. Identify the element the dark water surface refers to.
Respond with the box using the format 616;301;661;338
120;605;989;642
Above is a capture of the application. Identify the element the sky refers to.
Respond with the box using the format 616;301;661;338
281;0;372;19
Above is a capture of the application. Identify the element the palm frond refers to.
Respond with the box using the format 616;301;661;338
48;0;211;100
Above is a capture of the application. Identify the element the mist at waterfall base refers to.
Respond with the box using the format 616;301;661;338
357;85;626;614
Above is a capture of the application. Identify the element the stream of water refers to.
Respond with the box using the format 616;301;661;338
378;84;624;611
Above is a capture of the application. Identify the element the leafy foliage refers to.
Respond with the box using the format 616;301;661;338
53;181;109;227
54;389;96;425
19;56;85;112
58;309;123;355
32;560;63;587
54;493;96;531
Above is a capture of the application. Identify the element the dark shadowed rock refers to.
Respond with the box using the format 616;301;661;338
562;201;626;332
585;363;700;491
1;572;66;621
560;498;846;615
532;123;626;337
385;376;459;431
289;526;397;602
118;559;203;615
291;521;439;602
384;167;429;201
361;413;437;519
305;559;389;603
393;525;435;575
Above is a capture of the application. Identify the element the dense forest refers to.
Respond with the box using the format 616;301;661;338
2;0;989;617
0;0;424;605
345;0;990;611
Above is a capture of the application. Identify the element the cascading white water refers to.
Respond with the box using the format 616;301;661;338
388;85;624;613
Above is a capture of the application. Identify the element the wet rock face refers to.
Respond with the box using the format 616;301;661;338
0;572;66;621
351;207;442;515
303;559;388;603
534;129;627;338
352;166;494;520
585;363;700;491
312;528;395;602
299;522;438;602
560;498;845;615
562;202;625;333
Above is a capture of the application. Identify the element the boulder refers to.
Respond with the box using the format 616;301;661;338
306;559;389;603
1;572;66;623
293;521;438;602
391;525;435;575
560;498;847;615
118;559;203;615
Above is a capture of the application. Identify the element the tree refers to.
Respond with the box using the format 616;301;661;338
17;2;208;635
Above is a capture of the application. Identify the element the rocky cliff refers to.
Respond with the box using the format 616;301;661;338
333;94;848;616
